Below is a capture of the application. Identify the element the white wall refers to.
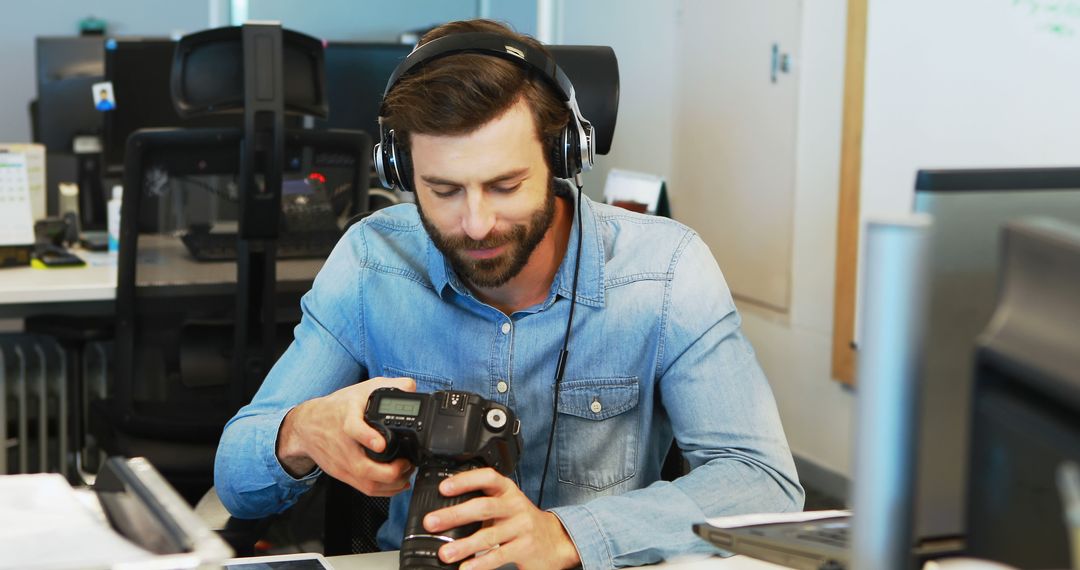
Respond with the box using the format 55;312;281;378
559;0;855;478
557;1;679;200
741;0;853;478
245;0;527;41
860;0;1080;222
0;0;212;142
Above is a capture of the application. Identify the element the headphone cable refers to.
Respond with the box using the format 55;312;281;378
537;180;584;508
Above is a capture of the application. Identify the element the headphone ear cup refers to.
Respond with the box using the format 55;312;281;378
375;130;397;190
397;143;415;193
379;129;416;192
549;127;577;180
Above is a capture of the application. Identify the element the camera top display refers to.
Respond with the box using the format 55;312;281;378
363;387;522;476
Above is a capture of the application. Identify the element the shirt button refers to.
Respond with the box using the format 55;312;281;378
501;322;511;334
591;399;602;414
497;380;508;393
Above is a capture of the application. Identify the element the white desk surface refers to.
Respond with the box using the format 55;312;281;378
326;552;791;570
0;236;324;308
0;249;116;305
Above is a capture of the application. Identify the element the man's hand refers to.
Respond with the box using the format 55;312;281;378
276;376;416;496
424;468;581;570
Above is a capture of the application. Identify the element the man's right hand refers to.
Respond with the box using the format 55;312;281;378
276;376;417;496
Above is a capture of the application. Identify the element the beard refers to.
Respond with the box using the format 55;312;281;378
418;185;557;289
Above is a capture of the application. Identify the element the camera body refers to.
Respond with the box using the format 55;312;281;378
364;388;523;569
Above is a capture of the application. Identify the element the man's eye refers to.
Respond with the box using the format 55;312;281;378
432;187;461;197
493;183;521;194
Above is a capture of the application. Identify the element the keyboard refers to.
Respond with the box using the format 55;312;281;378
795;523;850;549
180;230;341;261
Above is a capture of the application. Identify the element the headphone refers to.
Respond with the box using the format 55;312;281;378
373;32;596;192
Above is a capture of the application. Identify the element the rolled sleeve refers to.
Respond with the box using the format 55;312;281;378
214;229;366;519
550;504;612;570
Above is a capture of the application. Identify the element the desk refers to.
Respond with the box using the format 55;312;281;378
0;235;325;318
326;552;792;570
0;249;116;317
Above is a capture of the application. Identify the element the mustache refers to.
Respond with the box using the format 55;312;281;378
440;226;526;250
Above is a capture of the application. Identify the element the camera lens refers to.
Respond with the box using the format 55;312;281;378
400;461;484;570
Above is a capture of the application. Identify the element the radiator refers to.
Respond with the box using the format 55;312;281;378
0;334;68;475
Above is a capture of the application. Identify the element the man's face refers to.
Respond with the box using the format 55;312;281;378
411;98;556;289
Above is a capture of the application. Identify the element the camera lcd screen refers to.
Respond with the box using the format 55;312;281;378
378;397;422;417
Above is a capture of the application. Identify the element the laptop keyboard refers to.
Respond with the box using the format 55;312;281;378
794;524;850;549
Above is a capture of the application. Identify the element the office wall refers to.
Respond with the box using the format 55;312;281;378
740;0;853;479
860;0;1080;220
245;0;537;41
558;2;679;199
0;0;212;143
559;1;854;478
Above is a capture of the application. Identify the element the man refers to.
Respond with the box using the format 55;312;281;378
215;19;803;570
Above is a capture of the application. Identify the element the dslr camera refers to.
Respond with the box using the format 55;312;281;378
364;387;523;569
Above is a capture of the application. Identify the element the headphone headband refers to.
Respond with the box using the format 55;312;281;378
383;32;573;103
375;31;594;192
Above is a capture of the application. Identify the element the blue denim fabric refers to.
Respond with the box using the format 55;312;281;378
215;193;804;569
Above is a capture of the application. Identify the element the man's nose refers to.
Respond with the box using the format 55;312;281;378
461;192;496;241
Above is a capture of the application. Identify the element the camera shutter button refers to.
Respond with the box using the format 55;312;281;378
485;408;508;430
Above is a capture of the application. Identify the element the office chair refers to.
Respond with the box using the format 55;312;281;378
83;24;373;505
84;126;369;504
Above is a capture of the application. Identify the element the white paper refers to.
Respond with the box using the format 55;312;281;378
0;152;36;246
603;168;665;214
0;473;155;570
705;509;851;529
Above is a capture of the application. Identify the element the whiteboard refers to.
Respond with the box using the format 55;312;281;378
853;0;1080;346
860;0;1080;221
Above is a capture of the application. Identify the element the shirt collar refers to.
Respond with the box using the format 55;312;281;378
424;189;605;309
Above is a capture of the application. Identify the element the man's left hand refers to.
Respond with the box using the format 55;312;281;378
423;468;581;570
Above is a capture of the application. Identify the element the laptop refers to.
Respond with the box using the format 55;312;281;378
693;511;851;570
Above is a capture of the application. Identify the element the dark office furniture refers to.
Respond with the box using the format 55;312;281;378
85;22;368;504
965;218;1080;568
34;36;107;224
323;478;391;555
86;126;368;504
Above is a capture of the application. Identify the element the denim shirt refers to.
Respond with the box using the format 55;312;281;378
215;193;804;569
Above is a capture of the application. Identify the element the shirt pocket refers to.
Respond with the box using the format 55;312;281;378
556;377;641;491
381;365;453;393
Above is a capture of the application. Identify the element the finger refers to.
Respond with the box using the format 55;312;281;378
438;522;519;564
440;467;509;497
457;539;518;570
425;496;507;533
361;456;415;485
337;469;412;497
342;410;386;451
375;376;417;392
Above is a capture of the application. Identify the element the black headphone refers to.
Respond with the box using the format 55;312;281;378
373;32;596;193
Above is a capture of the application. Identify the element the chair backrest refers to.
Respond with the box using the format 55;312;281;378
110;127;371;433
323;477;390;555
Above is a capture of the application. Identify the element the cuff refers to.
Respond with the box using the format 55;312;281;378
258;406;323;500
550;504;612;570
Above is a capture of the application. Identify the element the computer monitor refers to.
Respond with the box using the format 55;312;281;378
316;42;414;138
965;218;1080;569
911;167;1080;542
35;36;105;152
103;38;242;173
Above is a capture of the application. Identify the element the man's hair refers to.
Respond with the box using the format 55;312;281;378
380;19;571;174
